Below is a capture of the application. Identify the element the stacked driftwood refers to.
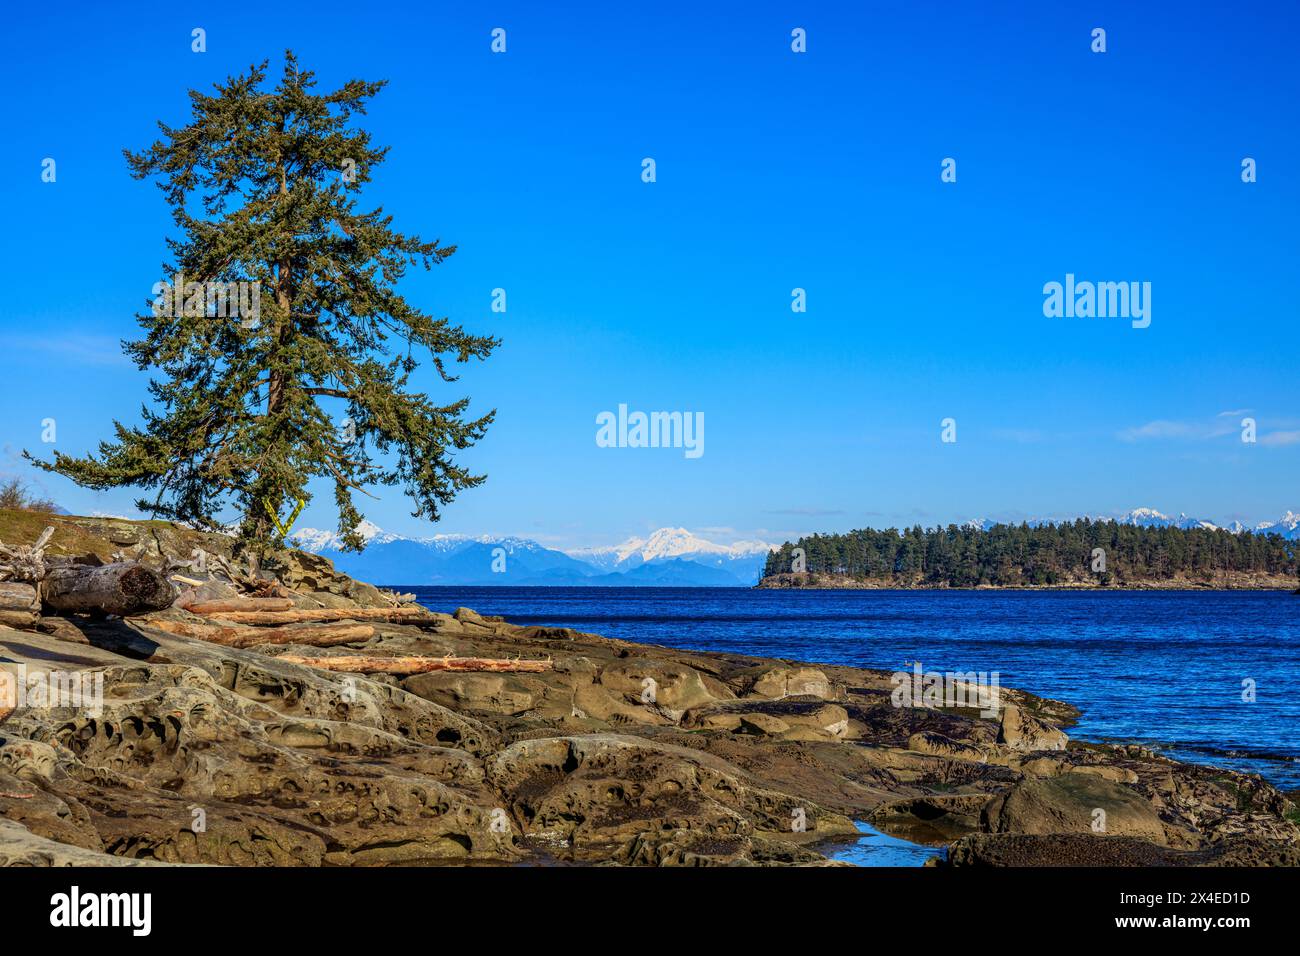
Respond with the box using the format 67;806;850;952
152;596;551;674
0;526;551;679
153;595;435;651
1;526;176;627
1;527;178;725
1;527;50;628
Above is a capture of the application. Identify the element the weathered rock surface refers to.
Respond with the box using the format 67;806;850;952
944;832;1300;867
998;703;1068;751
1;513;1297;867
982;773;1169;843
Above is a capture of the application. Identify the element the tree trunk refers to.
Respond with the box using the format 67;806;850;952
273;655;553;675
138;618;375;649
41;563;175;616
253;145;294;550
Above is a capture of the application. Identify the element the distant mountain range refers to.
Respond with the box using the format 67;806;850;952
290;523;773;587
289;509;1300;587
961;508;1300;539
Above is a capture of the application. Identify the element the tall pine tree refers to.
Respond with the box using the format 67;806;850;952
29;53;497;551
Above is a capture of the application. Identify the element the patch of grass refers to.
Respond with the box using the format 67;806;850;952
0;509;228;562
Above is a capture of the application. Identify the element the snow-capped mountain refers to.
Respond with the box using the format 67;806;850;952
288;523;773;586
569;527;771;567
290;520;401;552
1256;511;1300;539
956;509;1300;539
1110;508;1300;535
566;527;774;583
291;522;541;555
1115;508;1219;531
957;509;1222;531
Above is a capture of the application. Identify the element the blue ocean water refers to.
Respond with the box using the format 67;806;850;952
825;821;945;867
406;587;1300;791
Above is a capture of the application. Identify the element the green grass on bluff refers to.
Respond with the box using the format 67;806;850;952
0;508;234;562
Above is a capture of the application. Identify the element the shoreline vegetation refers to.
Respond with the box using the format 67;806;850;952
757;571;1299;590
1;512;1297;867
760;520;1299;590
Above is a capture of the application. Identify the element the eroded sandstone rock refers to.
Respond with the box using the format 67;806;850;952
997;703;1068;751
982;772;1167;844
0;515;1293;868
403;672;541;716
739;665;834;700
484;734;858;860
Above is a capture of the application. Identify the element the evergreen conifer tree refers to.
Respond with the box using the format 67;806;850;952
29;53;497;551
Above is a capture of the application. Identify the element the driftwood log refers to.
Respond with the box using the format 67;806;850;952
40;562;176;616
182;598;297;614
0;526;54;584
138;618;376;649
198;607;436;626
274;655;553;675
0;582;39;612
0;583;40;629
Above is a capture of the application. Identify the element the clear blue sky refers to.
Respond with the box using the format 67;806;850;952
1;1;1296;548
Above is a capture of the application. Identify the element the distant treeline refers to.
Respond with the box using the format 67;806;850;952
762;521;1299;586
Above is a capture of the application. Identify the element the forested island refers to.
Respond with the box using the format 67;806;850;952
759;521;1299;589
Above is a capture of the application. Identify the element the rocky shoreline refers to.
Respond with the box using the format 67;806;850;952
1;513;1297;867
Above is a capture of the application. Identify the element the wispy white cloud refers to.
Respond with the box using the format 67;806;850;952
9;332;130;367
1119;416;1239;442
1119;411;1300;447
